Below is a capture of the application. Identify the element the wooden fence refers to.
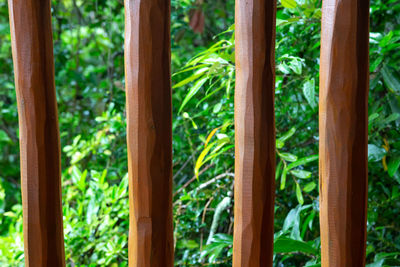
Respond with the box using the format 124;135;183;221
8;0;369;266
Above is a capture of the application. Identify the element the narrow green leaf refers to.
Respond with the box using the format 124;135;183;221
179;77;208;113
296;183;304;205
287;155;319;170
388;157;400;177
173;67;208;88
280;168;288;190
278;127;296;143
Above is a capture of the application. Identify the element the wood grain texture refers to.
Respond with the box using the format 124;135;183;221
319;0;369;266
233;0;277;266
124;0;174;266
8;0;65;266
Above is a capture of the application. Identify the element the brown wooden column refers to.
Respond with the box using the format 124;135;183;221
8;1;65;266
233;0;277;266
124;0;174;266
319;0;369;266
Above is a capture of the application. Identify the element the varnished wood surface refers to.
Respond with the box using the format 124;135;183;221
233;0;277;266
124;0;174;266
8;0;65;266
319;0;369;266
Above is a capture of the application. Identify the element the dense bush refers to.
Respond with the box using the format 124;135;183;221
0;0;399;266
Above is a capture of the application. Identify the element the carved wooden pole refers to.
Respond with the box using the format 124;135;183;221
8;0;65;266
319;0;370;266
124;0;174;266
233;0;277;266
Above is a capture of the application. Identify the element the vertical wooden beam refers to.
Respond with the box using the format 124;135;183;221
233;0;277;266
124;0;174;266
8;1;65;266
319;0;369;266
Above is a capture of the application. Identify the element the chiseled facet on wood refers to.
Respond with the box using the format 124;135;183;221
124;0;174;266
233;0;277;266
8;0;65;266
319;0;370;266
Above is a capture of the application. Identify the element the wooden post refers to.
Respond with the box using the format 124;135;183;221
124;0;174;266
8;0;65;266
319;0;369;266
233;0;277;266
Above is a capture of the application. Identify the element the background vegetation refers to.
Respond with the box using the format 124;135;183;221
0;0;399;266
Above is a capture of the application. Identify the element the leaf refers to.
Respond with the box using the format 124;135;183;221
287;155;319;170
179;77;208;113
289;58;302;74
303;79;316;108
296;183;304;205
195;141;216;179
276;139;285;149
366;259;384;267
201;234;232;263
204;127;220;148
278;127;296;143
279;152;298;162
381;65;400;93
280;168;288;190
303;182;316;192
290;170;312;179
379;31;393;47
173;67;208;88
274;237;318;255
280;0;297;9
368;144;387;162
0;130;11;143
369;113;379;122
388;157;400;177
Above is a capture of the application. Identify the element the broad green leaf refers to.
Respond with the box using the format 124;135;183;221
303;79;316;108
366;259;384;267
388;157;400;177
276;139;285;149
279;152;298;162
303;182;317;192
296;183;304;205
379;31;393;47
289;58;302;74
274;237;318;254
290;170;312;179
369;113;379;122
281;0;297;9
368;144;386;162
381;65;400;93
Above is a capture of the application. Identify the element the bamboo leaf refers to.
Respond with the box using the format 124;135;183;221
179;77;208;113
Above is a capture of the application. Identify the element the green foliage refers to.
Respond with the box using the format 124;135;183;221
0;0;400;266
